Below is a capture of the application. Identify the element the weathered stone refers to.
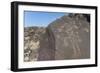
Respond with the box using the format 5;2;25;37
37;28;55;61
48;14;90;60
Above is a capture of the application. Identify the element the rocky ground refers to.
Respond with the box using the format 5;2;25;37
24;14;90;62
24;27;46;62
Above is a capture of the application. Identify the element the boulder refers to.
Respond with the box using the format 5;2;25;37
48;14;90;60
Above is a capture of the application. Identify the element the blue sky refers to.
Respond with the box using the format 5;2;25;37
24;11;67;27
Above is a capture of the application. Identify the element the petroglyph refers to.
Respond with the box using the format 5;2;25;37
65;27;81;58
48;14;90;60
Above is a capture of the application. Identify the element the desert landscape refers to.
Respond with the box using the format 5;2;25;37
24;13;90;62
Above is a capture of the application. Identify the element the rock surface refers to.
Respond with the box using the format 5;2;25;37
24;14;90;62
48;14;90;60
37;28;55;61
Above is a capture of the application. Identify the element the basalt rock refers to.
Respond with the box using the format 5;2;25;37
37;28;55;61
48;14;90;60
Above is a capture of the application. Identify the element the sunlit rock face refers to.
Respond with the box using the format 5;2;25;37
24;14;90;62
48;14;90;60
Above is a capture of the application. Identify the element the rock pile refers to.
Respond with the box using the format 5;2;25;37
24;27;46;61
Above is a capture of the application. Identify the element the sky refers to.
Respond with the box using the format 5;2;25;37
24;11;67;27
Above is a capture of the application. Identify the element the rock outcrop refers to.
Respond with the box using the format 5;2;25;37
24;14;90;62
48;14;90;60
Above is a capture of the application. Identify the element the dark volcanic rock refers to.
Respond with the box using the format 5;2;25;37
48;14;90;60
37;28;55;61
